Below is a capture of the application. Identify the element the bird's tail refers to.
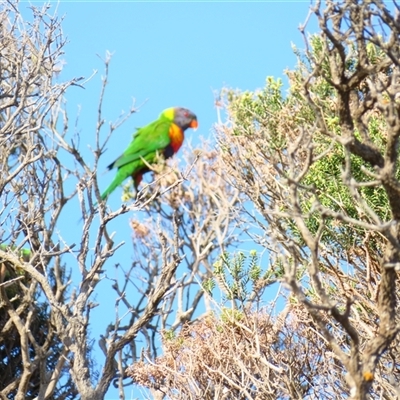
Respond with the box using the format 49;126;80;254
100;179;121;201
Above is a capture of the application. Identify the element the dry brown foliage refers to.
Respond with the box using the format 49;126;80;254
128;305;348;399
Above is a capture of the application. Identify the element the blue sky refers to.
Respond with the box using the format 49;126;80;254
55;1;313;165
21;1;315;398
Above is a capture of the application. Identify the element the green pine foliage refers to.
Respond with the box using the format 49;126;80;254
210;250;279;308
221;36;393;257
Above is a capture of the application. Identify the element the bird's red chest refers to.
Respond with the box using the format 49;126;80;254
168;123;185;153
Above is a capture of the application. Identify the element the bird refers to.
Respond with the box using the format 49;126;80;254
100;107;198;201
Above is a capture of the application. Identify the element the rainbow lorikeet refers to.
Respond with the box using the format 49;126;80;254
101;107;198;200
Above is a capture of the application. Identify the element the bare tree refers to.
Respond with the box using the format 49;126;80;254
0;2;82;399
0;2;242;399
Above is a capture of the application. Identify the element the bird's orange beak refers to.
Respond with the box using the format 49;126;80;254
190;119;198;130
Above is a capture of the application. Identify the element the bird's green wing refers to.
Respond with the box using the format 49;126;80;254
0;244;32;262
108;119;172;170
